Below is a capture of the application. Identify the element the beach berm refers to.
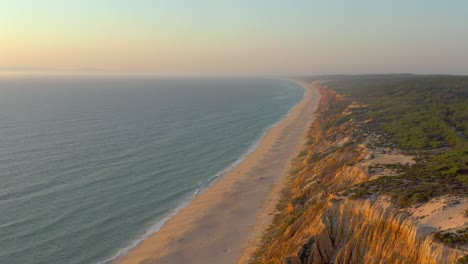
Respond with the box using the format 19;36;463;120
117;81;320;264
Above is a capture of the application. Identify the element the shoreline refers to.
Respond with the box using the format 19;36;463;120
103;80;305;264
117;80;320;264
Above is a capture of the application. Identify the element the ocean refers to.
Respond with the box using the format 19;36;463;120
0;77;303;264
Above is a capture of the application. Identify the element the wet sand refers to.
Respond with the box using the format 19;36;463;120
118;80;320;264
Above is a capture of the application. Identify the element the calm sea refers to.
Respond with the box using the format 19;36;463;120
0;77;303;264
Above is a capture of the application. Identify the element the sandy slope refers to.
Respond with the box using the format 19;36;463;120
117;81;320;264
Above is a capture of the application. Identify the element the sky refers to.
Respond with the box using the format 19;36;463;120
1;0;468;76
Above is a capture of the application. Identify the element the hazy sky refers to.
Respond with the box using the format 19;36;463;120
2;0;468;76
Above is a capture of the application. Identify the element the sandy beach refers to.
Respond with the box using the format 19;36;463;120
117;80;320;264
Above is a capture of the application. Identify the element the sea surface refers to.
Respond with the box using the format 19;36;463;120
0;77;304;264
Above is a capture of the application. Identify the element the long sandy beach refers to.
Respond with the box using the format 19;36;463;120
118;81;320;264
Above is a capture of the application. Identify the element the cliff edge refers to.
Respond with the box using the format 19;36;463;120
248;78;467;264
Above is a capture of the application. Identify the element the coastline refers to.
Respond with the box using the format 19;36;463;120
117;80;320;264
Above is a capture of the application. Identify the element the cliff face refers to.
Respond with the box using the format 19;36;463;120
250;84;466;264
283;198;463;264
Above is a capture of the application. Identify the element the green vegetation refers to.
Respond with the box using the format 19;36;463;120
433;228;468;246
350;146;467;206
326;75;468;207
250;76;467;263
458;255;468;264
328;76;468;149
279;210;304;235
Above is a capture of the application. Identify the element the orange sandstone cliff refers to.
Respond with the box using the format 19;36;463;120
248;84;467;264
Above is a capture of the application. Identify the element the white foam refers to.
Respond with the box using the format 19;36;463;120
98;80;304;264
98;194;193;264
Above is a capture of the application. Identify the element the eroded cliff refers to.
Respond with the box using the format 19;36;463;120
249;83;467;264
